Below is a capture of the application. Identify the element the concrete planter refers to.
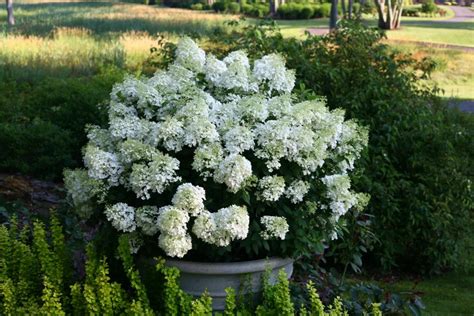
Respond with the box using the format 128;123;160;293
165;257;294;311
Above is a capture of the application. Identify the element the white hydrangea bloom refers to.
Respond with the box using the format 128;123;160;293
253;54;295;93
267;95;292;118
214;205;249;243
158;233;192;258
193;206;249;247
237;95;269;123
192;210;217;244
117;139;158;164
258;176;286;202
218;51;252;91
125;232;144;254
64;169;104;219
83;145;123;186
109;115;150;141
172;183;206;216
156;206;190;236
129;153;181;200
108;100;137;120
175;36;206;73
254;120;289;171
86;125;114;152
136;206;159;236
214;154;252;193
285;180;310;204
105;203;136;233
67;38;369;259
111;76;140;104
223;125;254;154
192;143;224;178
321;174;358;219
260;216;289;240
205;54;227;85
333;120;369;174
153;116;185;151
182;117;219;147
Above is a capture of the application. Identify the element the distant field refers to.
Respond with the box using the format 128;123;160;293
273;6;474;48
0;2;235;77
0;1;472;99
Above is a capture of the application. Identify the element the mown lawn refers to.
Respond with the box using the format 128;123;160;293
272;6;474;48
386;241;474;315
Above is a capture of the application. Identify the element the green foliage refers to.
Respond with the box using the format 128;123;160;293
203;20;474;274
213;0;229;12
190;290;213;316
224;287;237;315
241;2;270;17
117;235;153;314
0;216;68;314
256;269;295;315
191;3;204;10
278;3;318;19
0;212;413;315
307;281;325;315
315;3;332;18
228;2;241;13
0;69;122;179
421;0;438;13
41;276;65;316
402;7;421;16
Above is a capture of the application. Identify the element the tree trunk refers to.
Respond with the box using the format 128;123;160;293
270;0;278;15
348;0;354;19
341;0;346;18
6;0;14;26
330;0;338;29
374;0;404;29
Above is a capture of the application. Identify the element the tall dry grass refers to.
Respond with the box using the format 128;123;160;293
0;2;236;80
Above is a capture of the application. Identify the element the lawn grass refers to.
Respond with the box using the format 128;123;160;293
0;2;236;79
382;239;474;315
272;6;474;47
392;43;474;99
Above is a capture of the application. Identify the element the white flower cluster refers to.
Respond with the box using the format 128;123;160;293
321;174;361;220
171;183;206;216
192;205;249;247
66;37;369;258
63;169;105;219
105;203;136;233
258;176;285;202
260;216;289;240
285;180;310;204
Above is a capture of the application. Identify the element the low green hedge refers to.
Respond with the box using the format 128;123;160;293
0;68;123;179
277;2;341;19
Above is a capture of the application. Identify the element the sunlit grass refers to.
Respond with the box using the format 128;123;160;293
0;2;235;36
273;6;474;47
0;2;236;80
393;43;474;99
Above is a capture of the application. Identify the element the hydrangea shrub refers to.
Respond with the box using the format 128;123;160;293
64;38;369;261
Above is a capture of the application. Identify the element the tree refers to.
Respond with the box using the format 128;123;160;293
341;0;355;19
270;0;285;16
329;0;338;29
374;0;404;29
6;0;15;26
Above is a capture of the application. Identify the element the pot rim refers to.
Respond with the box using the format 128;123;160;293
165;257;294;275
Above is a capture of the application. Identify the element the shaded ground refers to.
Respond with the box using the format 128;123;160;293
0;173;63;216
